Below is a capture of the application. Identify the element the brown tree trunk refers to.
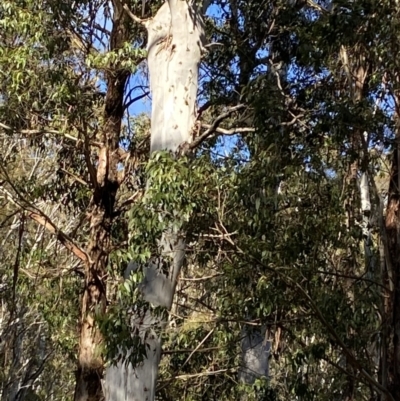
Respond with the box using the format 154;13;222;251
340;46;368;401
385;121;400;401
73;3;130;400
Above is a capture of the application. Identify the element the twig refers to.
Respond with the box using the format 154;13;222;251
181;329;214;370
180;273;223;282
162;346;220;355
174;368;234;380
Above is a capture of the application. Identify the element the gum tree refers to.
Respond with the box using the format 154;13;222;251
104;1;209;400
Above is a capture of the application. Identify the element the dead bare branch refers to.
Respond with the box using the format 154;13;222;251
28;212;90;264
200;124;255;135
122;3;150;27
183;104;249;151
124;91;150;110
0;165;90;264
181;329;214;370
60;168;89;187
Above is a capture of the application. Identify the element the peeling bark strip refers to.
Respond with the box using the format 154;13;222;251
74;2;130;401
104;2;207;401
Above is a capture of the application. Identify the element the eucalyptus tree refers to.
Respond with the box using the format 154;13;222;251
0;1;141;399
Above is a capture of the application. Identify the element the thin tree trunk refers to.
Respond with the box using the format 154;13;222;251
74;3;130;400
385;118;400;401
2;310;24;401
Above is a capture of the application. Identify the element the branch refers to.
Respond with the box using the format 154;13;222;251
122;3;150;26
67;28;98;54
60;168;89;187
180;273;223;282
173;368;234;380
115;190;143;214
12;214;24;310
306;0;329;13
196;101;212;117
185;104;249;151
200;124;255;135
281;112;306;127
83;126;98;188
124;91;150;110
162;346;220;355
0;122;65;137
28;212;90;264
0;165;90;265
157;368;236;391
0;121;102;147
124;84;149;105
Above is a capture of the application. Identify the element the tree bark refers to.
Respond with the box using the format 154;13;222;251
104;1;207;400
238;327;270;385
385;120;400;401
73;3;130;400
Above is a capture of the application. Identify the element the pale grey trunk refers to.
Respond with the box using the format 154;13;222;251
104;285;161;401
147;1;204;153
104;1;206;400
238;327;270;385
360;172;375;274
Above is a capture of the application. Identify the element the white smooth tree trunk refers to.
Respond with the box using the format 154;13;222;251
147;0;205;153
360;171;375;273
104;1;206;400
